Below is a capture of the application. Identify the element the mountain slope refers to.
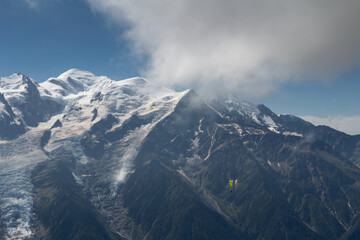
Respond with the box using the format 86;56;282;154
31;149;124;240
133;91;323;239
212;95;360;168
0;70;360;240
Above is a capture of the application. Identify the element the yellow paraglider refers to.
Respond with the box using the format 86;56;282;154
229;180;234;192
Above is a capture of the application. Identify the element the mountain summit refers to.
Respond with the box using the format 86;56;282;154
1;70;360;240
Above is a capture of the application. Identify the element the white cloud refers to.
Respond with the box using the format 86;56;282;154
301;115;360;135
87;0;360;98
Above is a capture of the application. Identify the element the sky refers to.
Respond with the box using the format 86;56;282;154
0;0;359;134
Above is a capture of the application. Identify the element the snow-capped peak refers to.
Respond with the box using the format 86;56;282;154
216;94;283;132
57;69;96;81
0;69;192;239
0;73;33;91
41;69;113;97
123;77;149;85
216;94;261;119
57;68;113;87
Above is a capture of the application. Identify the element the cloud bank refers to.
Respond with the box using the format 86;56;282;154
87;0;360;98
301;115;360;135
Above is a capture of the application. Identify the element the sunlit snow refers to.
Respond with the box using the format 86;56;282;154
0;69;189;238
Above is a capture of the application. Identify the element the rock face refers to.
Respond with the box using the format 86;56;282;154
12;75;63;127
0;70;360;240
0;73;64;140
0;92;26;139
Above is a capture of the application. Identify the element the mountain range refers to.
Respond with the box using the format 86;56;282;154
0;69;359;240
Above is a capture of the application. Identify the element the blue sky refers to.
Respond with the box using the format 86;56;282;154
0;0;359;133
264;69;360;116
0;0;140;81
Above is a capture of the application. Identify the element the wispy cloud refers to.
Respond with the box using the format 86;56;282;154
301;115;360;135
23;0;40;9
86;0;360;98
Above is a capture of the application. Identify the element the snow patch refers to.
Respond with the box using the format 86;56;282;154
72;172;83;185
268;126;280;134
206;103;223;118
262;115;277;128
192;137;199;148
177;169;191;182
283;131;303;137
186;154;202;166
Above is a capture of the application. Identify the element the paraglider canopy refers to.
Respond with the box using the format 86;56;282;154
229;180;233;188
229;180;234;193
